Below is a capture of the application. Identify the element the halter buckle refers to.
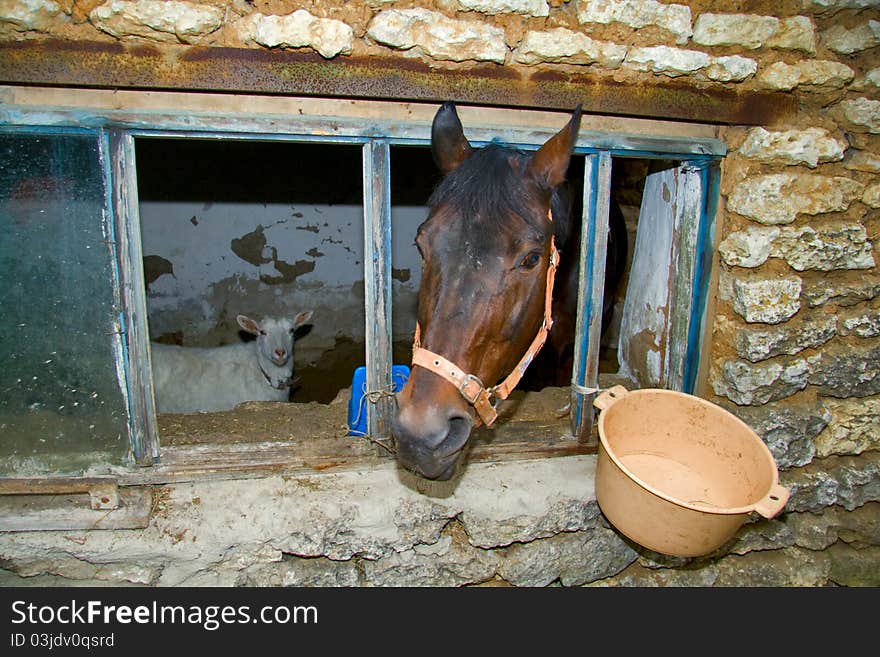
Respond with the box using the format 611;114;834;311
458;374;485;405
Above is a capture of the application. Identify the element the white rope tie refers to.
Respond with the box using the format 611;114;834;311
570;381;602;396
348;382;398;454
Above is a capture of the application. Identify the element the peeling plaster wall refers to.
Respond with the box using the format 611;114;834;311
140;200;426;360
1;0;879;586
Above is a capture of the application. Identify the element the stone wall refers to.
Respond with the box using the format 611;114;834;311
0;0;878;586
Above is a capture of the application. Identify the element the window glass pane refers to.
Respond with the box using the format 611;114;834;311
0;132;131;476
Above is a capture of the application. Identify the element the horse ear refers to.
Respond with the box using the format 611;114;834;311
527;104;582;190
431;101;474;174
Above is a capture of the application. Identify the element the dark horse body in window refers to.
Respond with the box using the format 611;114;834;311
392;102;627;480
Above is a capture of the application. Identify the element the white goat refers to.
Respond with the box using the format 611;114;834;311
149;312;313;414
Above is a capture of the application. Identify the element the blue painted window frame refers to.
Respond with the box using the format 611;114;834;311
0;97;724;472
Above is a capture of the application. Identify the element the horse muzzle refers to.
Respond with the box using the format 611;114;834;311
391;394;474;481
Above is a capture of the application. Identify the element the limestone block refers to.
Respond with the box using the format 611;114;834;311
823;20;880;55
795;503;880;549
770;224;875;272
575;0;693;45
367;8;508;63
361;534;501;586
712;357;809;405
732;503;880;553
757;60;855;91
461;497;603;548
723;396;829;468
624;45;709;77
704;55;757;82
839;307;880;338
719;224;872;272
622;46;756;81
863;182;880;208
828;543;880;586
738;127;846;168
590;547;832;587
756;62;800;91
513;28;627;67
243;10;354;58
454;0;550;16
839;97;880;134
8;556;160;585
732;315;837;362
243;556;361;587
727;173;864;225
807;343;880;398
805;0;880;13
726;517;796;554
802;273;880;308
0;0;63;31
718;225;779;268
844;150;880;173
89;0;224;43
782;452;880;513
816;396;880;458
766;16;817;53
498;526;638;586
692;13;779;49
729;274;802;324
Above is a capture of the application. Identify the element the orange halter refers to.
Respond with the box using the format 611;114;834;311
410;210;559;426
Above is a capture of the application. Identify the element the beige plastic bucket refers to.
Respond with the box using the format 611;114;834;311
593;385;790;557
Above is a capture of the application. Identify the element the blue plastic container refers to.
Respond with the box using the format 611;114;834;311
347;365;410;436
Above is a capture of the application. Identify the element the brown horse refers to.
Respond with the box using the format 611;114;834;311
391;102;583;480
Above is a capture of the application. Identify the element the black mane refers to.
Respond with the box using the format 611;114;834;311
427;143;574;250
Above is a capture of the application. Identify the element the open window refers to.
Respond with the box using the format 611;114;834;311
0;92;723;488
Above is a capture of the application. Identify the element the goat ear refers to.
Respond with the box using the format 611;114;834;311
293;310;313;329
527;104;582;190
431;101;473;175
237;314;261;335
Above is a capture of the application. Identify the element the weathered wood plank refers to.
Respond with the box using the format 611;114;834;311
664;164;703;391
617;162;705;391
108;129;159;466
617;162;676;389
570;152;612;445
113;435;594;486
362;139;394;445
0;86;727;156
0;487;151;532
0;476;115;496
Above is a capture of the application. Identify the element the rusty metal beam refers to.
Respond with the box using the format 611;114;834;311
0;40;796;126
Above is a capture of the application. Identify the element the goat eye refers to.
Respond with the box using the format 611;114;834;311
519;251;541;269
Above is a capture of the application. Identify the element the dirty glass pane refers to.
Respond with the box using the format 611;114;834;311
0;131;131;476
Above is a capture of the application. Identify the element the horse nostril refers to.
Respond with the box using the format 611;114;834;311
436;414;472;458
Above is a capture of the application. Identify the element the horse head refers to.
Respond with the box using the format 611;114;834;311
392;102;581;480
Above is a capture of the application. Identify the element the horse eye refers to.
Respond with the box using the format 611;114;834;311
519;251;541;269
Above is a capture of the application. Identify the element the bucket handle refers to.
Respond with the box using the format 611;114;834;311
753;483;790;519
594;385;630;411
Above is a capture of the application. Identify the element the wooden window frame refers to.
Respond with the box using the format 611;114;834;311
0;86;725;484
